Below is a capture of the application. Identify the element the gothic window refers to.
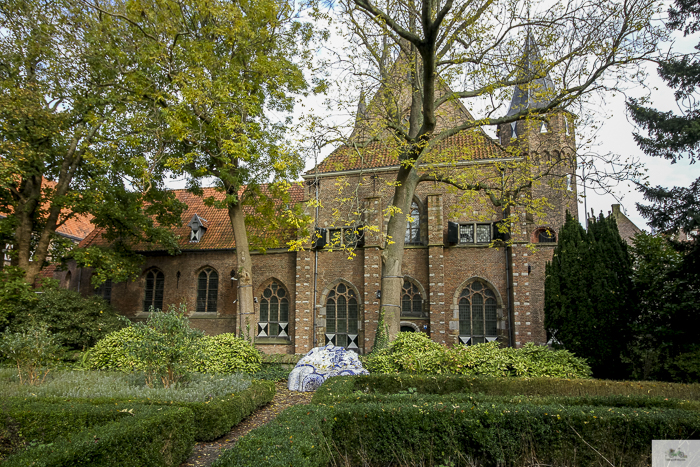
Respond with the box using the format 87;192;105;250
401;280;425;318
534;228;556;243
196;268;218;313
510;122;518;138
405;201;421;245
325;282;359;349
458;280;498;345
144;269;165;312
94;279;112;304
257;281;289;339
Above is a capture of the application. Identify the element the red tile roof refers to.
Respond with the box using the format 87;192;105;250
0;178;94;241
81;184;306;252
310;130;506;175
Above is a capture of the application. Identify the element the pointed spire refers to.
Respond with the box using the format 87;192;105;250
357;90;367;121
506;32;555;117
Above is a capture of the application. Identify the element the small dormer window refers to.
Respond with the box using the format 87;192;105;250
188;214;208;243
510;122;518;139
540;122;548;133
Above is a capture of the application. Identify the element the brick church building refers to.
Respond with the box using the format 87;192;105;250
58;59;579;356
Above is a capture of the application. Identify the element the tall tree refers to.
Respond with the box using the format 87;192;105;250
545;212;635;379
314;0;665;339
626;232;700;381
626;0;700;352
90;0;315;338
627;0;700;239
0;0;184;285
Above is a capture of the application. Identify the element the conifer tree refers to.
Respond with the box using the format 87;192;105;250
545;212;635;379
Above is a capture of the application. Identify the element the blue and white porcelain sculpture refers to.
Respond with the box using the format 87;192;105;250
287;344;369;392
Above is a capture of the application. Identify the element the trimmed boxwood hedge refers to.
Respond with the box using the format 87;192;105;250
312;374;700;403
214;399;700;467
0;379;274;465
1;403;194;467
159;380;274;441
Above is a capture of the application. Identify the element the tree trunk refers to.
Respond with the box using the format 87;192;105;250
379;166;420;340
228;199;256;342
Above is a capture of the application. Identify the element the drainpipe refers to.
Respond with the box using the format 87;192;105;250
506;243;515;348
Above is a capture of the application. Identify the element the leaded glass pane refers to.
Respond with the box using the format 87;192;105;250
348;299;358;333
327;299;336;319
197;272;207;312
144;273;154;311
207;272;218;313
413;297;422;316
402;296;411;313
472;294;484;335
280;299;288;322
459;298;470;335
260;301;269;322
471;281;482;291
476;224;491;243
460;224;474;243
405;203;421;244
270;297;279;322
337;296;347;320
154;272;164;311
337;283;346;294
485;298;497;335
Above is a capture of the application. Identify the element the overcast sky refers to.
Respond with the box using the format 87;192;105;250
577;28;700;231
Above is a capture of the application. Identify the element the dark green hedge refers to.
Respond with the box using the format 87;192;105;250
214;399;700;467
165;380;274;441
2;404;193;467
312;374;700;404
0;399;133;452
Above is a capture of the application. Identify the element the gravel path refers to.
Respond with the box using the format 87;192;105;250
179;381;314;467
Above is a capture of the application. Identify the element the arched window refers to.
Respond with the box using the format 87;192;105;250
258;281;289;339
401;280;425;318
458;280;498;345
405;201;421;245
94;279;112;304
196;268;218;313
144;270;165;312
534;227;556;243
325;282;359;349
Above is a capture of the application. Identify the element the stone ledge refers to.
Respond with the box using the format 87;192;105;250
255;337;293;345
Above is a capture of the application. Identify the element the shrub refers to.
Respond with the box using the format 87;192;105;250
667;347;700;384
196;333;262;374
0;322;61;385
363;333;591;378
9;288;125;350
123;304;204;388
88;322;265;377
0;267;38;330
86;326;146;371
364;332;448;374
